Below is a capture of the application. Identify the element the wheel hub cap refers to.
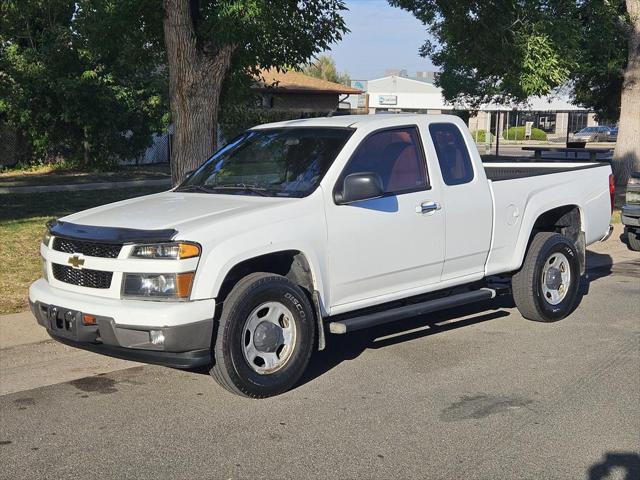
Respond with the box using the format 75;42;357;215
541;252;571;305
241;301;297;374
253;321;283;353
545;267;562;290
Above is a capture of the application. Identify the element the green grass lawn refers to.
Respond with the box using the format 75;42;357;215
0;186;165;315
0;163;170;188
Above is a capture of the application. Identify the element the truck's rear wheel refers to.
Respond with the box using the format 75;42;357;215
210;272;315;398
512;232;581;322
625;227;640;251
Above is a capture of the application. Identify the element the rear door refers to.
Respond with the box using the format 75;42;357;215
325;125;445;310
427;122;493;281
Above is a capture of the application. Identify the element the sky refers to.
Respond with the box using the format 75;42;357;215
323;0;436;81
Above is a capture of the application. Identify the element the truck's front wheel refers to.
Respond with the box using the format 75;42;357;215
211;272;315;398
512;232;581;322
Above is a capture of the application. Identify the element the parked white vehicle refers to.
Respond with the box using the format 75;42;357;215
29;115;614;397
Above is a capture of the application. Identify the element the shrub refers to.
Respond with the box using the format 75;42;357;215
502;126;547;141
470;130;494;143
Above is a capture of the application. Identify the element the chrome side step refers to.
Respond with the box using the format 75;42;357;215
600;224;614;242
328;288;496;334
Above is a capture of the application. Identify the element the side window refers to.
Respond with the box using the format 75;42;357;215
429;123;475;186
340;127;428;195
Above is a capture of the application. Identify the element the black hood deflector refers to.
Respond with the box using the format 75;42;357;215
47;220;177;244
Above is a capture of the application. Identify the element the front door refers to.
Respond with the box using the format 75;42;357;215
325;125;445;310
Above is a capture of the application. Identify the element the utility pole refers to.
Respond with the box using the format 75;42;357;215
495;112;501;157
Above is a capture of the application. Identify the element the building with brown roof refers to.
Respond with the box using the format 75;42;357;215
253;69;362;113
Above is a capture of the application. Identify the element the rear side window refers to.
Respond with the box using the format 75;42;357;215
429;123;474;186
340;126;428;195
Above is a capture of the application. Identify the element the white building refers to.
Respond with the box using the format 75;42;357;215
350;75;454;114
347;75;600;139
468;90;598;140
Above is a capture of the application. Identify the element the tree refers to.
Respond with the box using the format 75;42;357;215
389;0;639;185
162;0;348;184
302;55;350;85
0;1;167;167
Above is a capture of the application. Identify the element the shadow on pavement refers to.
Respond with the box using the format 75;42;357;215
581;251;614;298
298;296;513;389
190;252;626;387
588;452;640;480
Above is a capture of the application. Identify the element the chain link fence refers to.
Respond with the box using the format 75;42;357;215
0;121;24;168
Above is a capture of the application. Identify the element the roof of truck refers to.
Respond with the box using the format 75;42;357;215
251;113;460;130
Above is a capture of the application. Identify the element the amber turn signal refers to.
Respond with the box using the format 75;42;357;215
178;243;201;259
175;272;195;298
83;314;97;325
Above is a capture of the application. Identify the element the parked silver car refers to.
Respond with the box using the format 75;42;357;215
572;126;613;142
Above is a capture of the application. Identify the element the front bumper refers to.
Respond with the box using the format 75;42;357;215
29;279;215;368
621;204;640;228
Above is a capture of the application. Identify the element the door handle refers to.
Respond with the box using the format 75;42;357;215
416;201;441;214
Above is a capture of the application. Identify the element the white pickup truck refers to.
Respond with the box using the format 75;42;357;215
29;115;614;397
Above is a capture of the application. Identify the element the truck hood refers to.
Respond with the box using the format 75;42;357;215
61;191;293;233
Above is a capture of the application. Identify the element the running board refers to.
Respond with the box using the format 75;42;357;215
328;288;496;334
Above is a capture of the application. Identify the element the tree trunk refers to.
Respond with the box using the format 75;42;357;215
612;0;640;186
83;126;90;166
163;0;236;186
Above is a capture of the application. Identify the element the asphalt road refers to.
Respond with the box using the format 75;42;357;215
1;257;639;479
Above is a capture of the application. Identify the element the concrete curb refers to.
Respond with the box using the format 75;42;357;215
0;178;171;195
0;311;50;349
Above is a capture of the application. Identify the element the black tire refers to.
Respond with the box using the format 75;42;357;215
210;272;315;398
626;227;640;251
512;232;581;322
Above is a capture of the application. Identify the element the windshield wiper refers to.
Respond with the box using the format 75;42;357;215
174;185;216;193
207;184;271;196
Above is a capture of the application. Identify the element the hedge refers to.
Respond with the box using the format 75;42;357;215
502;126;547;141
470;130;494;143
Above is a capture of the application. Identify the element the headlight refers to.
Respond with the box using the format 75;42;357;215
130;242;200;260
627;176;640;204
122;272;195;300
42;231;52;247
627;191;640;204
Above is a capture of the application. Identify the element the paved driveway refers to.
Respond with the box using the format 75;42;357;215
1;254;638;479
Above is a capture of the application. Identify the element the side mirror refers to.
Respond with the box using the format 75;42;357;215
335;172;384;204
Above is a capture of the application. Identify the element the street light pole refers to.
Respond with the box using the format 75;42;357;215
495;112;501;157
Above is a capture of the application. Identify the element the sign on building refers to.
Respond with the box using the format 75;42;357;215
351;80;368;109
379;95;398;106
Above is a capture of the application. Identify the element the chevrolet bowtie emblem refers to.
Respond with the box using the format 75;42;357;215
68;255;85;269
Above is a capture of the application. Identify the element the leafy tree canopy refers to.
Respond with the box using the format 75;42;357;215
0;0;168;166
389;0;630;120
302;55;351;85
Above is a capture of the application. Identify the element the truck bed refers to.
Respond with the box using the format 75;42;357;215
483;160;612;277
484;162;607;181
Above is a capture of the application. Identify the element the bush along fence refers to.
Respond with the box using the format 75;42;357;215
471;126;548;143
502;126;547;141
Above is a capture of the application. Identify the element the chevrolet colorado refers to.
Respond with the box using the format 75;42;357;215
29;115;614;397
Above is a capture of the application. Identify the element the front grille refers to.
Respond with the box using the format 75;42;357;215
52;264;113;289
52;238;122;259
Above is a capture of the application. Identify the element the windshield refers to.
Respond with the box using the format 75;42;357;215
176;127;353;197
578;127;596;133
